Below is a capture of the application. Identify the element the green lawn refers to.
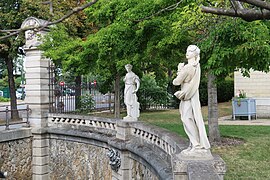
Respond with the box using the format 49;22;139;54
216;126;270;180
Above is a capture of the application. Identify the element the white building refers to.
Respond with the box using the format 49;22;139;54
234;70;270;118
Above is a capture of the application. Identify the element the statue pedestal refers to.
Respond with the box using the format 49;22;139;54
123;116;137;121
172;154;226;180
177;149;214;161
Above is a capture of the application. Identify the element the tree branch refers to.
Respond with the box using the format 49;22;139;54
230;0;244;10
0;0;98;41
201;5;270;21
238;0;270;11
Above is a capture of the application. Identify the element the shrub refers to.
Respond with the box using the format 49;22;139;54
199;78;208;106
79;94;95;112
199;78;234;106
137;74;170;111
0;96;9;102
217;80;234;103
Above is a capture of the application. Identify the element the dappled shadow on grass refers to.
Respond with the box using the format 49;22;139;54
149;122;246;148
211;136;245;147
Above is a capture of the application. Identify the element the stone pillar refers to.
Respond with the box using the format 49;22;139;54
21;17;51;180
24;48;50;127
116;121;134;140
21;17;51;128
114;121;134;180
32;128;49;180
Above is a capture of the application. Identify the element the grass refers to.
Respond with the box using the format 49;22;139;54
215;126;270;180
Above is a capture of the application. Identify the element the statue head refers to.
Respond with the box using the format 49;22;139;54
186;45;200;62
125;64;133;72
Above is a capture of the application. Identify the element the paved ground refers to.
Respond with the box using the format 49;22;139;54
217;115;270;126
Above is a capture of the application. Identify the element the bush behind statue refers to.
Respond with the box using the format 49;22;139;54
137;74;170;111
0;96;9;102
78;94;95;113
199;79;234;106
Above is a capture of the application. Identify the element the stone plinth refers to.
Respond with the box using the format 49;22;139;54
116;121;135;141
172;154;226;180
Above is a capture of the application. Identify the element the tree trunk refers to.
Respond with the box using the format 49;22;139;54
114;73;120;118
5;57;19;120
207;73;221;142
75;75;82;109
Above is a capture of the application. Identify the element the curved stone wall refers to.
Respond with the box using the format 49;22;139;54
47;114;184;179
0;129;32;179
49;139;111;180
46;127;161;180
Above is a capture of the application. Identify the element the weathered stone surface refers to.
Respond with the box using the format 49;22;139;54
172;154;226;180
49;139;112;180
131;159;159;180
187;163;221;180
0;137;32;179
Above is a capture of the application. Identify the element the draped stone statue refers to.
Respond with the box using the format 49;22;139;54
173;45;212;159
123;64;140;121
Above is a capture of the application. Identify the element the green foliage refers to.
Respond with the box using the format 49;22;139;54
41;0;270;114
199;78;234;106
42;0;199;93
40;25;86;75
199;19;270;76
79;94;95;113
199;78;208;106
0;70;8;90
0;96;9;102
137;74;170;110
217;79;234;102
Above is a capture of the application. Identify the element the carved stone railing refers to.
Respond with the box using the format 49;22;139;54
48;114;183;157
132;124;179;156
48;114;116;131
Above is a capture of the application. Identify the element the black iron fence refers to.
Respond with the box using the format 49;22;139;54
0;105;30;130
48;63;114;114
48;83;115;113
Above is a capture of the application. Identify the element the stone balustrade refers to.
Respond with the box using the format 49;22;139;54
48;114;182;157
49;114;116;130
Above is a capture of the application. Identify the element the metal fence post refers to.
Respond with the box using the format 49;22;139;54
5;106;9;130
26;105;30;127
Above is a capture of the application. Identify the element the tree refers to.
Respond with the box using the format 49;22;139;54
42;0;192;118
0;0;99;40
0;0;98;119
202;18;270;141
0;0;27;119
201;0;270;21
